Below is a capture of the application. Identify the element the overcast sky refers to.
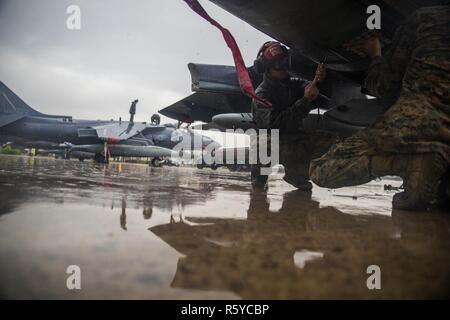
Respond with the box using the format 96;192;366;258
0;0;273;123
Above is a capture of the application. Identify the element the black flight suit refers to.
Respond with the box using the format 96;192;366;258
251;73;337;188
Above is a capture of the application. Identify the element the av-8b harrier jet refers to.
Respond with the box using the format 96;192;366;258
0;81;218;165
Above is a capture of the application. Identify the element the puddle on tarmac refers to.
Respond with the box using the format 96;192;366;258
0;155;449;299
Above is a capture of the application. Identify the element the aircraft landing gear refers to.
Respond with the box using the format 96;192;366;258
196;161;218;170
94;142;111;164
210;163;218;170
94;153;109;164
151;157;163;167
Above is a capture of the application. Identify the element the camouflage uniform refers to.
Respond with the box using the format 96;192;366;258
251;74;338;188
310;6;450;208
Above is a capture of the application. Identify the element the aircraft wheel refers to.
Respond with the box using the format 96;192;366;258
151;157;163;167
78;157;85;162
210;163;218;170
94;153;108;164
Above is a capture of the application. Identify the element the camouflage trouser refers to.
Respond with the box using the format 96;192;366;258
252;131;338;187
309;131;374;188
310;5;450;198
310;94;450;189
309;155;374;188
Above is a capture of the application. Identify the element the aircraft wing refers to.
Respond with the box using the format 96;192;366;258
91;123;166;142
159;62;266;123
209;0;439;75
159;91;251;123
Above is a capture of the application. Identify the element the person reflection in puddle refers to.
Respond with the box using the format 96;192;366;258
143;207;153;220
150;189;450;299
120;197;127;231
150;189;386;298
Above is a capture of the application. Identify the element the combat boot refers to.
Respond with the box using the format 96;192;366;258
282;175;313;191
289;180;313;191
371;153;448;210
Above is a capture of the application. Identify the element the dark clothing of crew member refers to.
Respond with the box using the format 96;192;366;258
129;99;138;123
253;74;328;134
251;45;337;189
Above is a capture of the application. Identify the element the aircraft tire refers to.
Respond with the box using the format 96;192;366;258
94;153;108;164
151;157;163;167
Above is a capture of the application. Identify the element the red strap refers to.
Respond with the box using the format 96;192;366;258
184;0;272;107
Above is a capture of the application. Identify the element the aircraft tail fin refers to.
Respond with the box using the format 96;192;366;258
0;81;43;117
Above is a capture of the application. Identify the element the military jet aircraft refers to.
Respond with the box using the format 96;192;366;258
0;81;219;165
161;62;389;137
160;0;439;135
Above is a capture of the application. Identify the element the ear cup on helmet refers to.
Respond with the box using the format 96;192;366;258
253;56;265;74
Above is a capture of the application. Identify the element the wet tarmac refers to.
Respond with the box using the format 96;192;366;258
0;154;449;299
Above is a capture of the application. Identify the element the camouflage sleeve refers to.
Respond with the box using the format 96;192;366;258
364;13;419;98
252;90;312;130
